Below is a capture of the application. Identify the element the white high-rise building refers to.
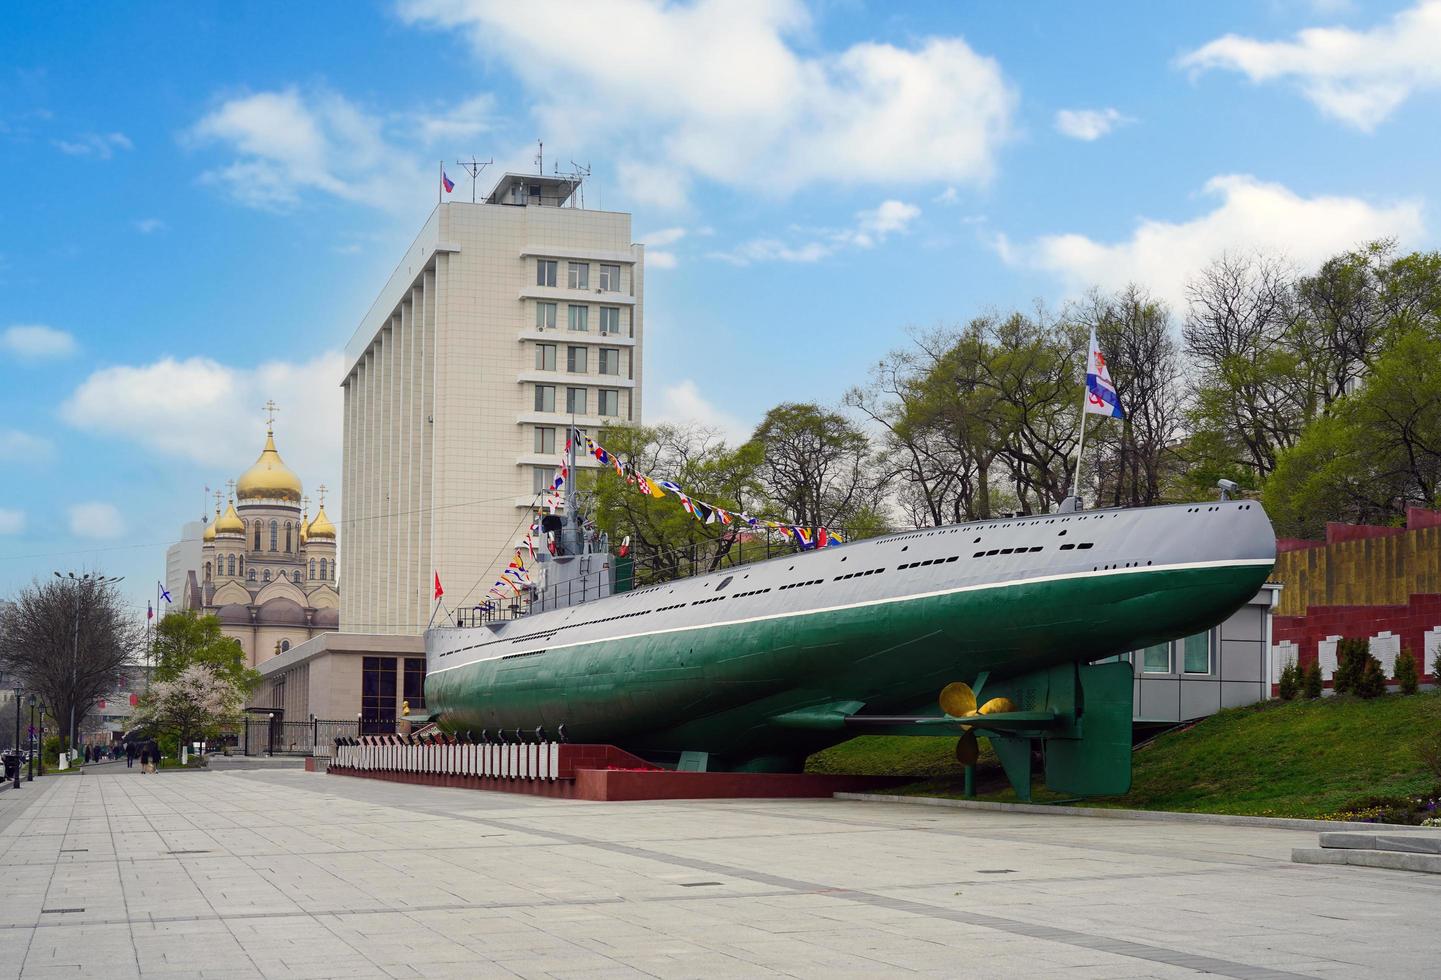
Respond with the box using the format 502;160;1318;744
340;174;644;634
166;520;205;609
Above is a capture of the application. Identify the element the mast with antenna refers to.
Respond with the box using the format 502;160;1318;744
455;156;492;204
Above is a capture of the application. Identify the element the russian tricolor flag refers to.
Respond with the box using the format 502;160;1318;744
442;171;455;194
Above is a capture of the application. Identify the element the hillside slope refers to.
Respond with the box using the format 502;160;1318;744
807;693;1441;818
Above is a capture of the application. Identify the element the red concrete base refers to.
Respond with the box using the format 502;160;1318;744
328;764;908;801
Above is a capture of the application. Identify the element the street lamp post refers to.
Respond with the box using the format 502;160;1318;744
11;686;20;790
36;703;44;777
266;713;274;757
27;695;35;782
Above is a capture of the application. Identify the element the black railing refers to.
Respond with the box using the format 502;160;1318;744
236;717;395;757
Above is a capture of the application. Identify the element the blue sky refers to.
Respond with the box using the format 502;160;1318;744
2;0;1437;612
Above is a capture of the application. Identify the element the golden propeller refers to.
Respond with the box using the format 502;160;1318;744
938;682;1016;767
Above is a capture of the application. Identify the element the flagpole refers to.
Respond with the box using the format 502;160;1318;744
438;160;442;206
1072;381;1088;503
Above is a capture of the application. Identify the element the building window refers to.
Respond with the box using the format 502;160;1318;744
598;389;620;417
320;558;328;580
1183;631;1212;674
532;466;555;494
567;261;589;289
567;345;588;373
269;520;278;552
284;523;292;552
535;301;557;330
253;523;261;551
566;386;587;415
1141;642;1171;674
361;657;397;733
404;657;427;709
263;569;271;583
568;305;589;332
536;259;556;287
280;639;290;653
238;556;244;575
599;348;620;375
227;555;236;576
309;559;316;580
599;306;621;335
534;385;556;413
205;561;212;581
248;569;256;582
535;343;557;371
599;264;620;291
534;426;556;454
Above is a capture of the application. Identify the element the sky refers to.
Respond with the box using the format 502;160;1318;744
2;0;1438;614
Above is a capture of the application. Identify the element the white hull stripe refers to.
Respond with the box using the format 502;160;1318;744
428;557;1274;676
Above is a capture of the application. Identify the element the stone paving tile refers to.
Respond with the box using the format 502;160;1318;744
1;769;1439;977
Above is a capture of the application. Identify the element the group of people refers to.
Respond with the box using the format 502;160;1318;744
80;743;118;764
124;741;161;773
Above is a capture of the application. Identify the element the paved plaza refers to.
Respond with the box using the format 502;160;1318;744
0;769;1436;978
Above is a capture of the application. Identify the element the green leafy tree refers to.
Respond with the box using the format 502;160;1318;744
1264;329;1441;537
1356;657;1388;699
151;610;260;694
1394;648;1420;695
1302;659;1323;699
587;423;767;585
750;402;881;530
1276;660;1300;700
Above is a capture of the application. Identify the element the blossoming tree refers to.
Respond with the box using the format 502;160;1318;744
136;665;244;758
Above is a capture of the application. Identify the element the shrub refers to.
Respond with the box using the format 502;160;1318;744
1419;729;1441;782
1302;659;1324;699
1356;656;1388;698
1332;638;1369;695
1277;661;1300;700
1394;648;1420;695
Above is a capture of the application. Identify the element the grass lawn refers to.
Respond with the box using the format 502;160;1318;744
806;692;1441;819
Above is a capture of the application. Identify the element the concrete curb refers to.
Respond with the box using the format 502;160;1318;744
1292;846;1441;874
833;792;1441;834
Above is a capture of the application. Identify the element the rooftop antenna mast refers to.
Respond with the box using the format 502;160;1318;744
534;140;543;175
455;156;492;204
567;160;590;208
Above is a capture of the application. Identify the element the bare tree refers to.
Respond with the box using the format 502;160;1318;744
752;402;879;529
1077;285;1186;507
0;576;140;751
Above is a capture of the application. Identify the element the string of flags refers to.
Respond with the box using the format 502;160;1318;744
579;432;843;548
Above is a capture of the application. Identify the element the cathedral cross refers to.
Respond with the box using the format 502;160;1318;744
226;479;236;503
317;484;328;507
263;399;279;433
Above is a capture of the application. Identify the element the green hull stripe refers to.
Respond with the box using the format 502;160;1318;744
429;558;1274;673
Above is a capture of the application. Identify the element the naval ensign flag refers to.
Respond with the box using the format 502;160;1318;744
1073;330;1125;500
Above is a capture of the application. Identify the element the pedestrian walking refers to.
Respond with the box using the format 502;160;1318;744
138;743;150;774
83;745;92;765
125;742;135;768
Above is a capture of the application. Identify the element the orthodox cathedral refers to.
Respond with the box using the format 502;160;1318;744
184;415;340;668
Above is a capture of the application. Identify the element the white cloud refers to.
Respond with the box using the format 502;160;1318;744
2;323;78;361
647;250;678;269
186;88;430;212
712;198;920;265
995;174;1423;307
933;186;961;205
0;429;55;463
0;509;24;535
640;227;687;247
53;132;133;158
134;218;166;234
1179;1;1441;130
399;0;1015;203
651;379;751;444
415;94;495;144
1054;107;1134;141
68;502;125;540
60;351;344;487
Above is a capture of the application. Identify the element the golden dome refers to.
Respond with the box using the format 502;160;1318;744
202;511;218;543
308;505;336;540
299;513;310;546
215;501;244;536
236;428;302;503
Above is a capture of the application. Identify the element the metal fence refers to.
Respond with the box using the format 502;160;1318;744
238;717;394;758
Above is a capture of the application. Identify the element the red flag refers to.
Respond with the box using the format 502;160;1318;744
433;571;444;600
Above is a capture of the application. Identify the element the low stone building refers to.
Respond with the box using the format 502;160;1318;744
251;632;425;733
